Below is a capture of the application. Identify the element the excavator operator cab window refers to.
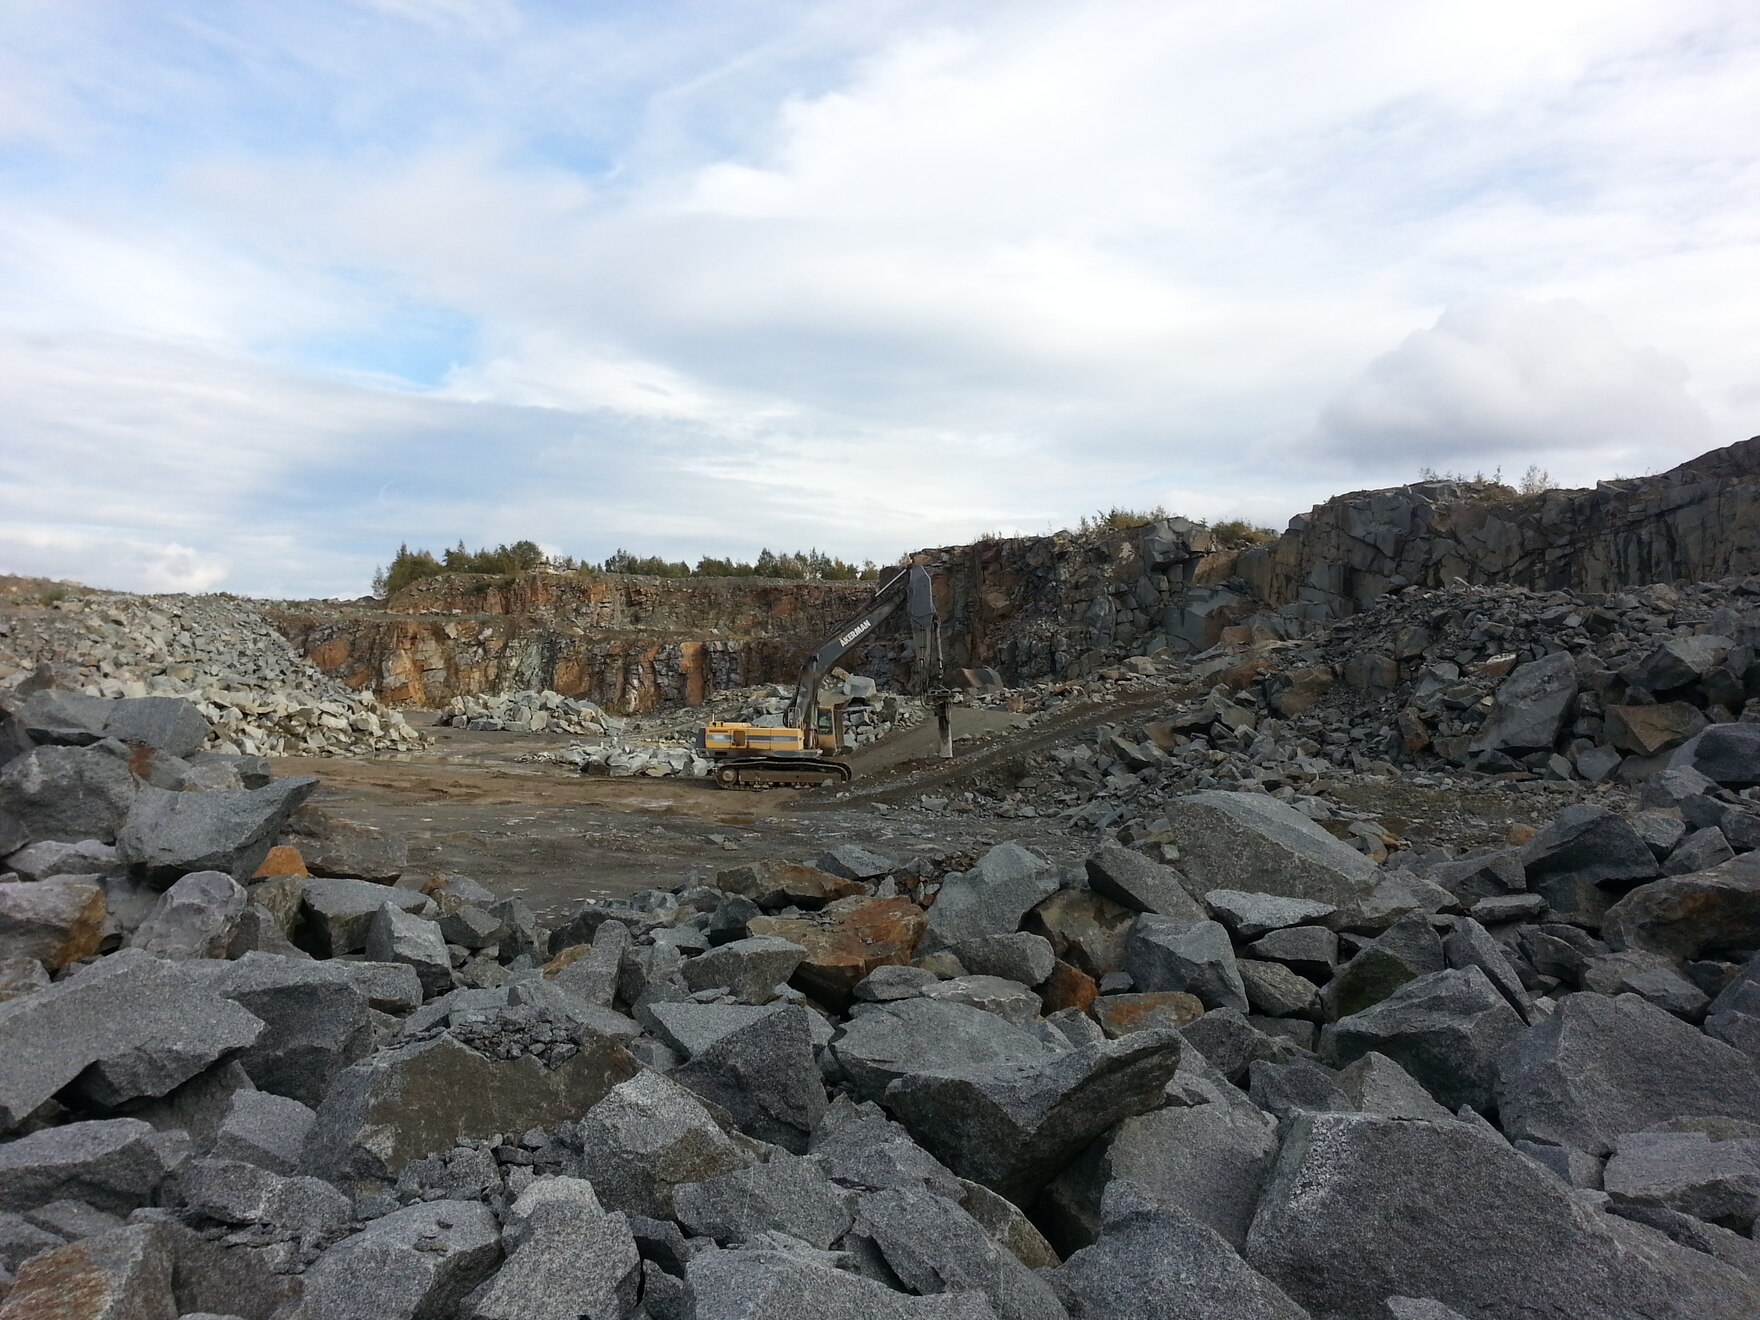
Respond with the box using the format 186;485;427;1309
815;708;834;736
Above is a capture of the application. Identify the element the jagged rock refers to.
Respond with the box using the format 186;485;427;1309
365;903;453;999
1605;703;1709;756
305;1026;637;1182
1670;723;1760;789
1244;925;1338;982
1091;992;1204;1038
0;747;136;847
13;692;113;747
1666;826;1735;876
212;953;374;1107
1024;891;1135;979
682;935;808;1003
816;844;900;881
881;1029;1183;1203
833;1000;1059;1102
851;1185;1067;1320
1050;1184;1307;1320
209;1090;315;1174
97;697;209;759
713;860;863;910
1040;1095;1277;1252
4;840;119;883
1084;844;1204;921
1520;804;1661;927
279;803;408;881
951;934;1056;987
1248;1058;1349;1121
853;964;939;1002
0;878;105;970
685;1247;1000;1319
809;1095;967;1201
1180;1008;1301;1085
299;1200;503;1320
0;949;264;1127
1441;916;1532;1020
551;919;626;1007
1603;853;1760;962
1335;1052;1455;1121
1324;966;1525;1113
921;844;1058;954
1237;960;1320;1019
1204;890;1336;941
675;1155;853;1250
0;1120;169;1214
1123;916;1246;1013
0;955;48;1004
125;870;246;960
921;975;1044;1024
568;1071;754;1219
1603;1121;1760;1232
1163;791;1380;910
747;897;926;1009
1423;849;1527;904
1245;1112;1760;1320
1321;914;1444;1020
297;877;432;958
1469;650;1577;753
0;1223;174;1320
469;1197;639;1320
177;1157;351;1234
1496;992;1760;1155
672;1004;827;1153
117;777;319;886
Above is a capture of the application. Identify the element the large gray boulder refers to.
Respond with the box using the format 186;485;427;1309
212;952;375;1108
922;844;1059;954
1496;992;1760;1155
1050;1183;1308;1320
118;776;319;885
1324;966;1526;1113
1603;1121;1760;1233
0;948;263;1128
99;697;210;759
1669;723;1760;789
881;1029;1183;1203
1521;805;1661;920
298;877;433;957
469;1190;639;1320
1124;916;1247;1013
1084;844;1205;921
126;869;247;959
568;1070;755;1219
682;935;808;1002
1469;650;1577;753
1163;792;1380;910
0;745;137;846
675;1155;854;1250
832;999;1061;1103
672;1003;827;1153
365;902;453;998
177;1157;352;1235
0;1118;170;1213
1245;1112;1760;1320
280;802;409;881
299;1200;503;1320
14;691;113;746
687;1247;1001;1320
1320;913;1443;1020
1603;852;1760;963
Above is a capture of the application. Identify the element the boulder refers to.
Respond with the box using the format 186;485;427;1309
951;934;1056;987
1245;1112;1760;1320
1123;916;1246;1013
1670;723;1760;789
209;1090;317;1174
1603;853;1760;962
550;919;626;1008
748;897;926;1009
1162;792;1380;910
675;1155;853;1250
672;1004;827;1153
1335;1051;1455;1121
1204;890;1336;941
1050;1185;1307;1320
469;1198;639;1320
686;1247;1000;1320
568;1071;754;1219
816;844;900;881
364;903;453;998
1632;635;1731;691
881;1029;1183;1203
1323;966;1525;1113
1320;914;1444;1020
682;935;808;1003
1603;1122;1760;1233
832;1000;1059;1103
1024;891;1135;979
99;698;209;759
118;777;319;886
0;1223;175;1320
0;878;105;970
297;877;432;958
299;1201;502;1320
853;964;939;1002
0;1119;169;1214
1605;703;1710;756
125;870;246;960
921;975;1044;1025
279;804;408;882
304;1027;637;1182
1521;805;1661;921
1237;960;1320;1019
5;840;120;883
177;1157;351;1235
0;746;137;846
921;844;1058;954
1468;651;1577;753
714;859;864;909
0;949;264;1128
13;692;113;747
1245;925;1339;982
1496;992;1760;1155
211;953;375;1108
1091;992;1204;1039
1084;844;1204;921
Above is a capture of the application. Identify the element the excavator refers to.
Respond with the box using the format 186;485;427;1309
698;563;945;789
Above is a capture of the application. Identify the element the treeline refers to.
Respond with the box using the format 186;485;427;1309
372;541;878;598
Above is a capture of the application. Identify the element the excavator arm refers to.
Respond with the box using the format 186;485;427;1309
784;563;942;730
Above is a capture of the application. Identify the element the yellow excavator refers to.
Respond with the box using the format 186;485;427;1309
699;563;944;789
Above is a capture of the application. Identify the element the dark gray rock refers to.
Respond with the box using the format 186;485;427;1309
1335;1052;1454;1121
1050;1183;1308;1320
14;691;112;746
1668;827;1736;876
280;803;408;881
951;934;1056;987
1244;925;1338;981
568;1070;754;1219
1163;792;1381;910
1124;916;1247;1013
672;1003;828;1153
1085;844;1205;921
552;919;626;1007
1323;966;1525;1113
100;697;209;759
809;1095;967;1201
852;1185;1067;1320
687;1246;1000;1319
1237;960;1319;1019
118;777;318;886
1514;1139;1606;1190
209;1089;316;1174
0;949;264;1127
1321;914;1444;1020
1246;1112;1760;1320
213;952;375;1108
177;1157;351;1234
1469;650;1577;753
922;844;1058;953
297;877;431;958
1496;992;1760;1155
682;935;808;1003
1422;849;1527;904
881;1029;1182;1203
1670;723;1760;789
299;1200;502;1320
1180;1008;1301;1085
1603;1121;1760;1232
469;1192;639;1320
0;1119;169;1214
0;746;137;846
832;999;1060;1103
365;902;453;999
816;844;899;880
1248;1059;1349;1120
1441;916;1533;1020
920;974;1043;1025
1521;804;1662;922
126;869;247;960
1603;853;1760;963
0;876;105;970
675;1155;854;1250
1205;890;1336;941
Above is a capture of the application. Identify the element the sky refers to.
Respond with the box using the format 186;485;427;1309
1;1;1757;598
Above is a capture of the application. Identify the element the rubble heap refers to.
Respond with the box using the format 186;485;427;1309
441;689;615;736
0;588;424;757
4;690;1760;1317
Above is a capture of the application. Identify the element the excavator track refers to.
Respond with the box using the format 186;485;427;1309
712;758;854;790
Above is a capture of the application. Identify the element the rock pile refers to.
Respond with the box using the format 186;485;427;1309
5;691;1760;1317
440;689;616;736
0;588;424;757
